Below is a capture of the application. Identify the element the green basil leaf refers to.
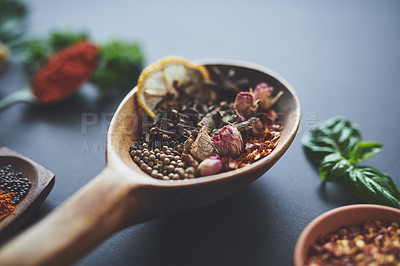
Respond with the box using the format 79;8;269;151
302;134;338;163
318;153;353;181
343;166;400;208
348;141;383;164
302;116;361;163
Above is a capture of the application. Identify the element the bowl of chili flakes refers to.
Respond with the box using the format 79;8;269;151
294;204;400;266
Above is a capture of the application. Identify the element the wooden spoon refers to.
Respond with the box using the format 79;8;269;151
0;60;301;265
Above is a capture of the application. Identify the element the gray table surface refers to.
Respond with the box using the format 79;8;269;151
1;0;399;265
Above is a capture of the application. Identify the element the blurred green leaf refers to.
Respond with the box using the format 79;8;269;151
0;0;27;22
21;39;50;73
302;116;361;163
49;30;89;51
318;153;353;181
91;40;144;92
0;0;28;45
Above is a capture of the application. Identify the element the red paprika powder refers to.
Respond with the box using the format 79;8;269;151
32;41;99;103
0;191;15;221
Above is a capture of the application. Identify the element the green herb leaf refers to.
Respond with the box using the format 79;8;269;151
302;116;361;163
302;134;338;163
303;116;398;208
49;30;89;51
21;39;50;73
343;166;400;208
0;0;27;23
91;40;144;92
348;141;383;164
0;0;27;45
318;153;353;181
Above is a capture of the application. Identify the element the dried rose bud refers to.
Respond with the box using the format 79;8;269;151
254;82;283;110
234;114;246;123
211;125;243;157
197;156;222;176
233;92;256;117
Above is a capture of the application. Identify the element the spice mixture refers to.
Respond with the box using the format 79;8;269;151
0;164;32;221
32;41;99;103
130;74;283;180
306;219;400;265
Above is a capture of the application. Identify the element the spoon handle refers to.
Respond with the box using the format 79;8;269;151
0;88;36;111
0;167;140;265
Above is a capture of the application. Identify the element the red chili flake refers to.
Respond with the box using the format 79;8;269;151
305;219;400;265
221;126;281;171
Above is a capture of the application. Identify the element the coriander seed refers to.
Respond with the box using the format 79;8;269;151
175;168;185;176
150;170;158;178
186;167;195;174
167;165;174;172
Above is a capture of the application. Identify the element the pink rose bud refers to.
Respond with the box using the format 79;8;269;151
233;92;256;117
234;114;246;123
197;156;222;176
254;82;283;110
211;125;243;157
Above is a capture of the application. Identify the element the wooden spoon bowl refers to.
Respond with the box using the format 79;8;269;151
0;59;301;265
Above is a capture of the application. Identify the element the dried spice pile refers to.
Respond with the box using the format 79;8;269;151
32;41;99;103
0;191;15;221
130;74;283;180
0;164;32;221
306;219;400;265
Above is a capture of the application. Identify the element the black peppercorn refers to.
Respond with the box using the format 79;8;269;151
0;164;32;206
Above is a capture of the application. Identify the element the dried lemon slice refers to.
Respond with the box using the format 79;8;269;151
137;56;211;118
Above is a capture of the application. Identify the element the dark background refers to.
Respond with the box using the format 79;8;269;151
1;1;400;265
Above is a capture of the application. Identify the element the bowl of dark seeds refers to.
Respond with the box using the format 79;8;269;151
0;147;55;239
